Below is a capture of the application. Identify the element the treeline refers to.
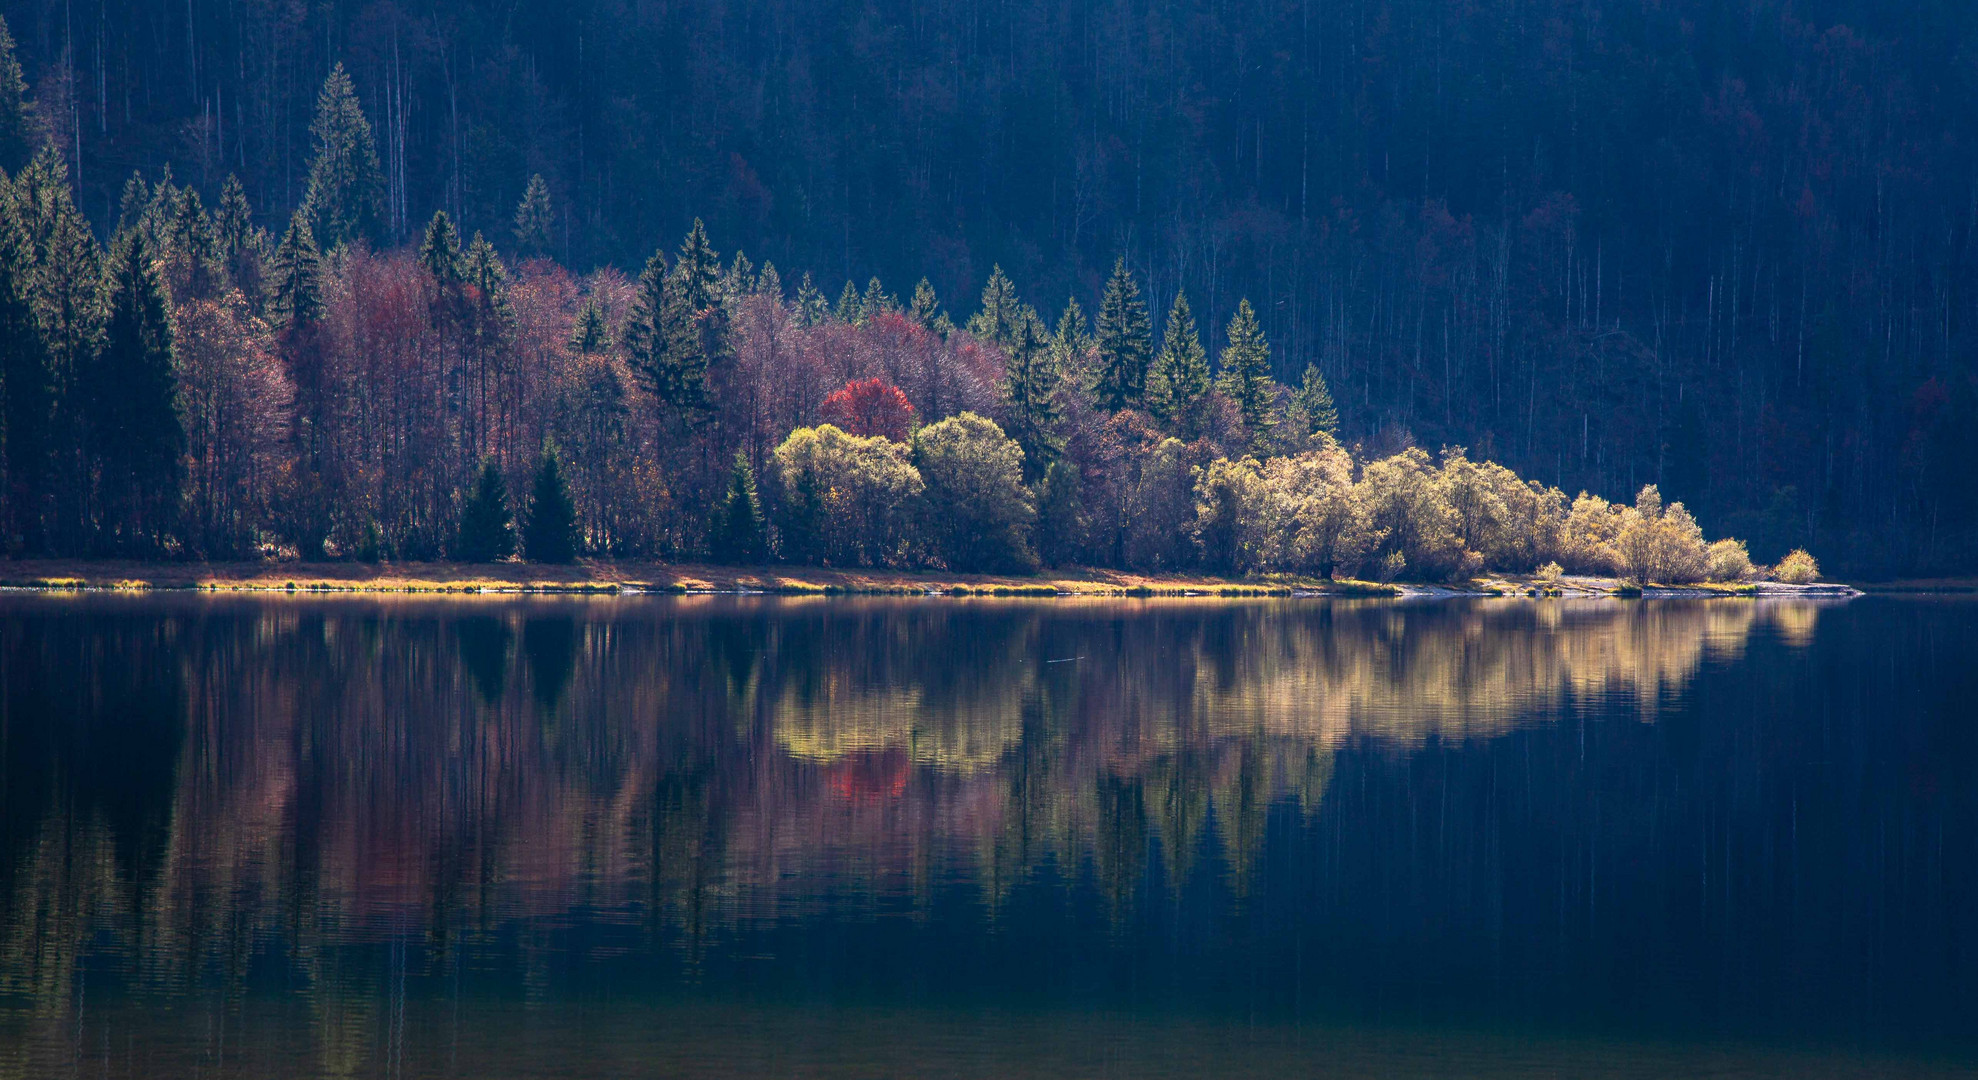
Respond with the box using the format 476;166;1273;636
0;49;1799;583
0;0;1967;574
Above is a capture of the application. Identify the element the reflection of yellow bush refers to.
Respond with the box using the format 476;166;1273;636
772;679;1023;773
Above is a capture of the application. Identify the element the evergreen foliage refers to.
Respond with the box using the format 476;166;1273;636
966;265;1024;351
0;15;33;175
1094;259;1151;412
1146;291;1209;429
0;178;50;551
1292;363;1339;440
91;229;183;551
300;64;385;250
908;278;942;329
513;175;554;257
522;447;579;563
1215;299;1275;436
456;459;515;562
999;308;1062;477
710;452;769;564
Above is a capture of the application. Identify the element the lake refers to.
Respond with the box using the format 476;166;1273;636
1;593;1973;1078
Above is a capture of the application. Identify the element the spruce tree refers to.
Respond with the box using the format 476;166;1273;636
908;278;942;329
673;218;722;311
794;272;829;326
834;279;862;324
1146;291;1209;429
92;229;183;551
710;452;768;564
1033;457;1084;568
456;459;514;562
522;447;578;563
722;251;755;304
756;261;782;300
1051;296;1094;386
512;174;554;258
1293;363;1339;440
624;248;709;419
966;264;1024;351
1094;258;1152;412
1216;298;1276;435
861;276;895;316
213;175;265;298
1000;308;1061;478
779;466;827;565
0;180;51;552
163;188;222;300
268;211;324;330
569;297;610;355
300;63;385;250
0;15;33;175
17;148;103;553
418;209;463;285
465;231;509;314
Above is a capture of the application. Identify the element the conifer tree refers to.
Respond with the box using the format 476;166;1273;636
1145;291;1209;429
268;211;324;330
0;15;33;175
673;218;723;311
1000;308;1061;478
794;272;829;326
908;278;942;329
0;180;51;551
710;452;768;564
213;175;264;299
1094;258;1152;411
861;276;895;317
779;466;827;565
512;174;554;258
1051;296;1094;386
569;297;610;355
16;148;102;551
835;279;862;324
1293;363;1339;440
522;446;578;563
966;264;1024;351
464;231;509;314
756;261;782;300
163;188;221;300
1033;457;1084;568
456;460;514;561
418;209;463;286
300;63;385;250
115;172;151;239
624;248;709;419
723;251;755;304
1216;299;1276;435
91;229;183;551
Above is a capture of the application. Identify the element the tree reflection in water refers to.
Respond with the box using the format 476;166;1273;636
3;594;1973;1078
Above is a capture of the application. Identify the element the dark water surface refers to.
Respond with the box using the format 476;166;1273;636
1;593;1974;1078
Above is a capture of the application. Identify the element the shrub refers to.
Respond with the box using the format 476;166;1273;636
1774;548;1820;584
1705;538;1754;583
1535;561;1563;584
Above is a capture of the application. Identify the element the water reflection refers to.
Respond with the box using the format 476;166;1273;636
1;594;1972;1077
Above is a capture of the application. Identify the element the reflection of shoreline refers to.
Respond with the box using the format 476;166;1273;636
0;596;1827;1068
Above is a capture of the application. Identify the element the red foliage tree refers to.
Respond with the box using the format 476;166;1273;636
819;377;917;442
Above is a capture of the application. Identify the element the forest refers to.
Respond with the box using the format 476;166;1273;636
0;0;1964;576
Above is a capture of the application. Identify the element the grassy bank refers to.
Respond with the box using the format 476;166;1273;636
0;560;1863;598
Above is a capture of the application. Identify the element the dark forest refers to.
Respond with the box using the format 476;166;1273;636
0;0;1972;576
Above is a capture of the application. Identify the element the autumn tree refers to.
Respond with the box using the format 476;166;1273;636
820;377;916;442
915;411;1036;572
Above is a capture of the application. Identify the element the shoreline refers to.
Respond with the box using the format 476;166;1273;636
0;559;1868;598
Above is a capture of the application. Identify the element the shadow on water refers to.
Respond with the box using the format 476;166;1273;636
0;594;1973;1078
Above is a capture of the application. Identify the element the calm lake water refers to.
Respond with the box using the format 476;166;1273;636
1;593;1974;1078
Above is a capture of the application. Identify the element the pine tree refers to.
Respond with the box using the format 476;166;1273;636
1293;363;1339;440
512;174;554;258
0;15;33;175
267;211;324;330
834;279;862;324
673;218;722;311
1094;258;1152;412
966;264;1024;351
162;187;221;300
1033;457;1084;568
1000;308;1061;478
710;452;768;564
91;229;183;551
569;297;610;355
522;446;578;563
908;278;942;329
1216;298;1276;435
861;276;896;316
418;209;463;286
1051;296;1094;387
213;175;265;299
455;459;514;562
1145;291;1209;429
300;63;385;250
794;272;829;326
0;180;51;552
